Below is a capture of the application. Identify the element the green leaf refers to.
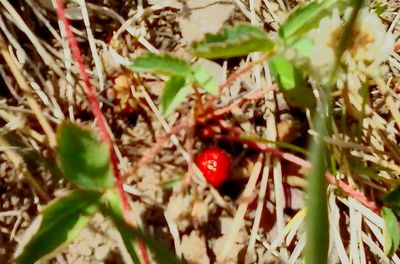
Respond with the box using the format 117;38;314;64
392;207;400;219
191;64;218;96
305;3;364;264
102;190;182;264
192;24;275;59
371;1;388;16
160;76;192;116
382;185;400;205
382;207;400;255
305;109;329;264
291;37;313;57
131;53;191;77
14;191;101;264
279;0;340;43
269;57;315;109
101;190;142;264
57;122;114;191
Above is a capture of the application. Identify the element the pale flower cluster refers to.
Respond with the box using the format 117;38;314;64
308;7;394;82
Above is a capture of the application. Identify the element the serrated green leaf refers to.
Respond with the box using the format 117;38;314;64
102;190;181;264
57;122;114;191
192;24;275;59
161;76;192;116
279;0;341;43
382;207;400;255
269;57;315;109
14;191;101;264
131;53;191;77
191;64;218;96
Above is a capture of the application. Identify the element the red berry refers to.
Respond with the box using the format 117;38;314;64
195;148;231;188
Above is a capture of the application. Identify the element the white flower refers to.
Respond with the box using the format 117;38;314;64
308;7;394;81
308;9;342;74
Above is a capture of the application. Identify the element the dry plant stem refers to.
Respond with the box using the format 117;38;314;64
203;53;271;110
54;1;149;263
0;137;49;201
184;112;196;185
122;122;188;180
0;34;56;147
375;77;400;130
251;138;380;213
0;0;63;76
246;154;271;259
0;110;45;143
213;85;277;116
214;122;381;214
220;53;271;91
218;156;264;263
254;140;380;214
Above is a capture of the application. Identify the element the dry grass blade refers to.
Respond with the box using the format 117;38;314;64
1;0;399;262
0;34;56;147
0;0;62;75
0;136;49;201
218;156;263;262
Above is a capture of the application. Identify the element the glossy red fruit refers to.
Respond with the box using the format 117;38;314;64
195;148;231;188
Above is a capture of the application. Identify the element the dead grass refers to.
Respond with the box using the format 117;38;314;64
1;0;400;263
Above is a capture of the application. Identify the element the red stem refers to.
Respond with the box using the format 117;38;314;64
213;122;381;214
54;0;129;211
54;1;150;263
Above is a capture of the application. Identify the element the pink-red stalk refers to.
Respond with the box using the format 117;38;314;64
54;1;150;263
214;121;381;214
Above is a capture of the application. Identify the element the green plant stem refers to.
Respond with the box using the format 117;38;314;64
305;115;329;264
305;1;364;264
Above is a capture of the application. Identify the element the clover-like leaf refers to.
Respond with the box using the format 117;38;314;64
192;24;275;59
57;122;114;190
191;64;218;96
382;207;400;255
131;53;192;77
269;57;315;109
160;76;192;116
279;0;343;44
14;191;101;264
101;190;181;264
